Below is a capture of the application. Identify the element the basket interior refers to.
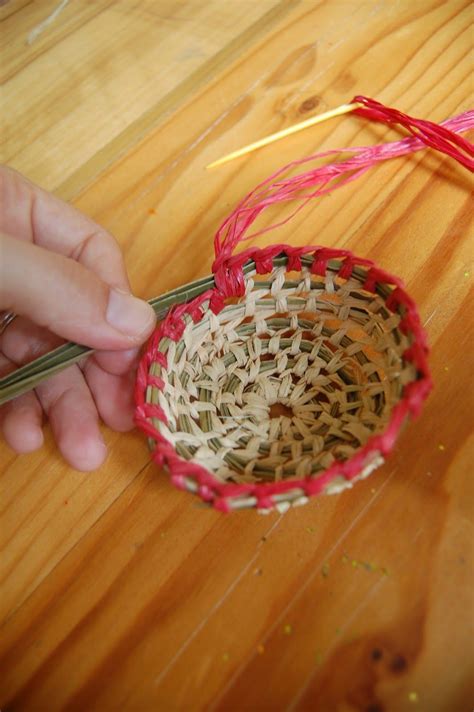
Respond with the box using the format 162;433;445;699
145;260;417;492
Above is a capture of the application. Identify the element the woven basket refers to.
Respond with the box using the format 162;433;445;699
135;239;431;512
134;122;441;512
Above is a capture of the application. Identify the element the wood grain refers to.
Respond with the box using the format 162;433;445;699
2;0;287;191
1;1;473;710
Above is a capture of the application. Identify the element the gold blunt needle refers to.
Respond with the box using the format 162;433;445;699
206;102;362;169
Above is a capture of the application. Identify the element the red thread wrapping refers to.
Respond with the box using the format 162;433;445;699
352;96;474;171
135;98;473;511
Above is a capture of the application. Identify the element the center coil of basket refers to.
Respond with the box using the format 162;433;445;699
146;258;418;493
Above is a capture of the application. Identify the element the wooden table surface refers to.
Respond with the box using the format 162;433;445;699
1;1;473;710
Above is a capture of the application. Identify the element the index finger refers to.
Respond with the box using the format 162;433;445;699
0;165;130;291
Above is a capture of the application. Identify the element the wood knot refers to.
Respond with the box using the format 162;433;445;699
334;69;357;92
390;654;408;673
299;95;321;113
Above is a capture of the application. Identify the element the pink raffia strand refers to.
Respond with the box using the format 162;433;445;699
213;104;473;275
352;95;474;170
135;97;473;512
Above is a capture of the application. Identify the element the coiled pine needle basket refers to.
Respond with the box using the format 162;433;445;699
135;97;473;512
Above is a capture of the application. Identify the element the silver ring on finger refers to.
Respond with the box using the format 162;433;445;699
0;311;18;335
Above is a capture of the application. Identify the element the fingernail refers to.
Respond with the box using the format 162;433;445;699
106;289;155;340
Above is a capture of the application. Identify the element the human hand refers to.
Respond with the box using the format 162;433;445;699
0;166;156;470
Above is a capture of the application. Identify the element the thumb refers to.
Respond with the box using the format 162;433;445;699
0;233;156;350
